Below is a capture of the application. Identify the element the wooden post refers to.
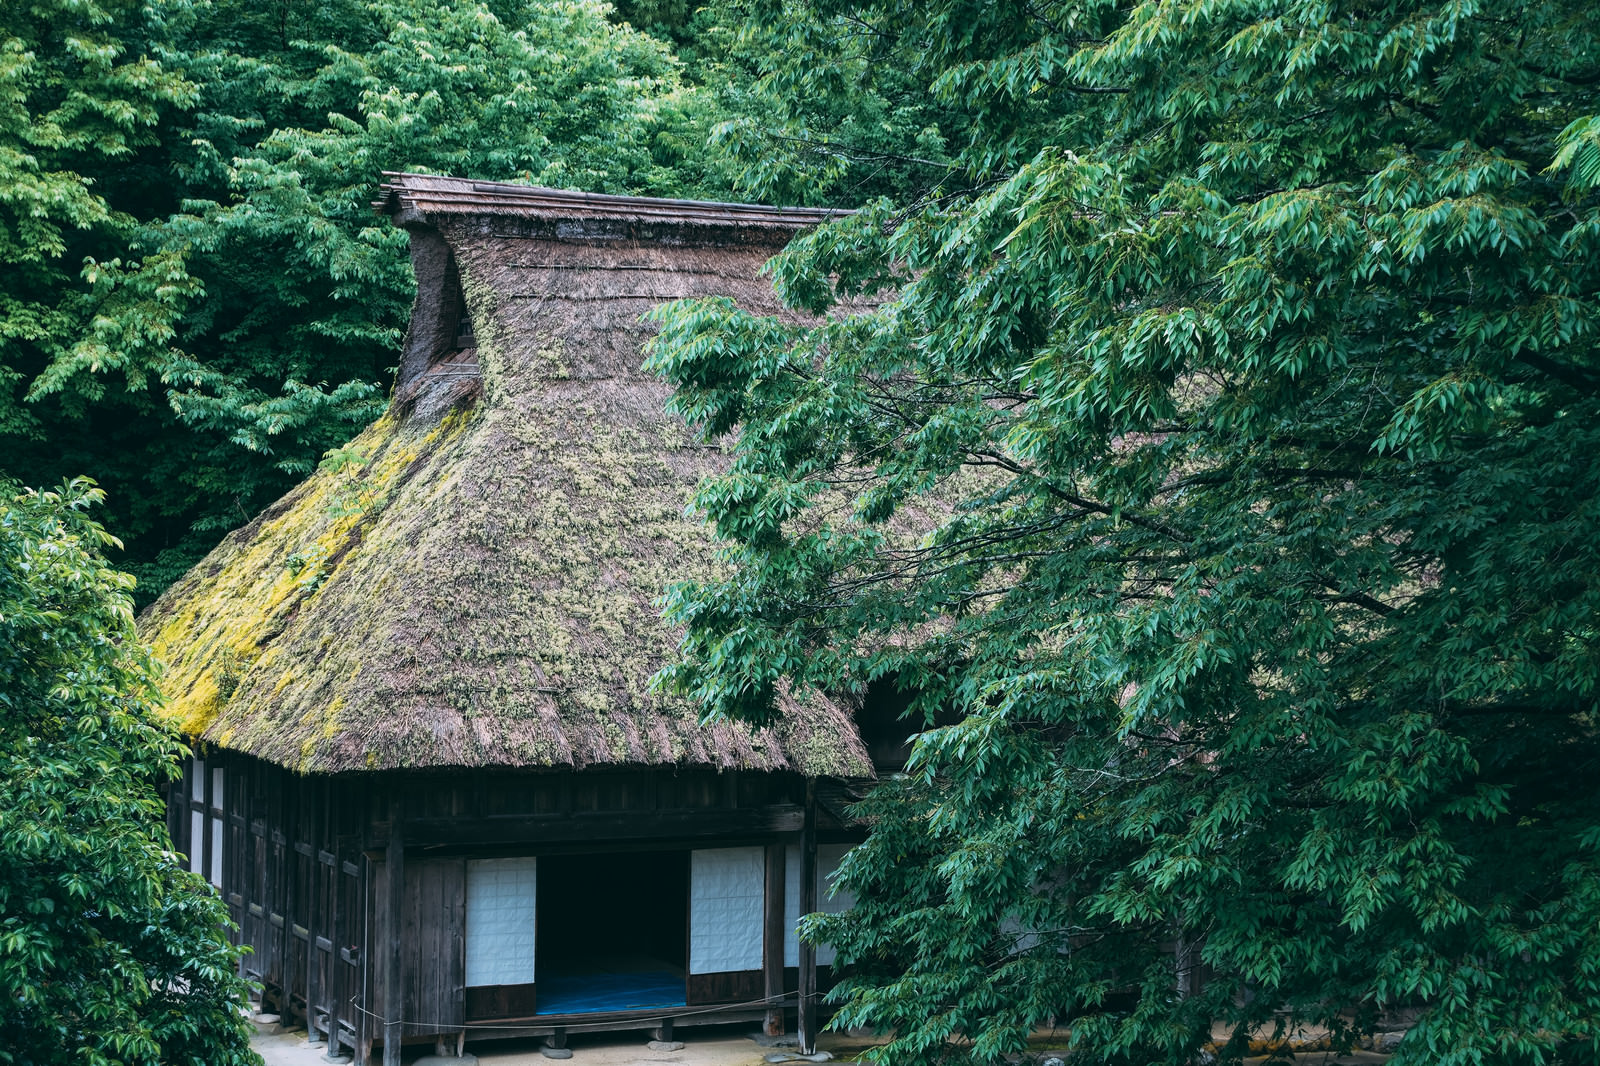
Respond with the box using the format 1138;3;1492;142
240;760;256;987
383;797;405;1066
280;781;299;1026
798;780;818;1055
166;760;183;849
305;780;323;1043
200;755;214;893
264;771;281;1015
763;842;787;1037
1175;931;1200;998
354;815;372;1065
328;784;347;1059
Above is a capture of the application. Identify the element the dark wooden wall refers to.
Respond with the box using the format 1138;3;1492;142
168;755;836;1062
168;754;370;1057
384;766;812;850
370;857;467;1039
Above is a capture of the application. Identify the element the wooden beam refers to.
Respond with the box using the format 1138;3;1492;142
445;1007;771;1039
798;781;818;1055
383;796;404;1066
763;843;787;1037
393;804;805;848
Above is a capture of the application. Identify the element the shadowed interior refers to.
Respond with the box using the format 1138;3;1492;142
538;851;688;1014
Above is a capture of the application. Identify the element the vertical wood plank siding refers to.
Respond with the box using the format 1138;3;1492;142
166;753;368;1054
180;756;831;1058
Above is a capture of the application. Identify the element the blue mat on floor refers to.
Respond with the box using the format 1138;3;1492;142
538;970;686;1015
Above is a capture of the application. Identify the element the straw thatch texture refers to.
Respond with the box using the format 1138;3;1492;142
140;181;870;777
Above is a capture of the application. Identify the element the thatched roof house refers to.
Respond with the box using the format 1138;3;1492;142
144;174;868;779
143;175;875;1063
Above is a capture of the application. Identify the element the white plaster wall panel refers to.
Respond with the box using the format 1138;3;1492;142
814;843;856;967
185;757;204;875
784;844;856;967
690;847;763;974
999;912;1042;955
189;810;204;875
207;765;224;887
465;857;537;987
784;846;800;967
209;816;224;886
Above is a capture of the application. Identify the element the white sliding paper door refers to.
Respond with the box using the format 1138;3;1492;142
785;842;856;967
465;857;538;987
189;757;205;876
209;765;224;887
689;847;764;974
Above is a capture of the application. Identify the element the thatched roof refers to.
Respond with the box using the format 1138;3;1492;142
140;175;870;777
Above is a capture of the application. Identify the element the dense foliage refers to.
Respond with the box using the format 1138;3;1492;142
0;479;255;1065
10;0;1600;1059
1;0;730;599
647;1;1600;1064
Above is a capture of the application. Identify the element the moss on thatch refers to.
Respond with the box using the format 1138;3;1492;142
141;179;871;777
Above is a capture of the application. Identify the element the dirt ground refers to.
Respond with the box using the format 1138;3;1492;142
252;1021;864;1066
251;1021;1391;1066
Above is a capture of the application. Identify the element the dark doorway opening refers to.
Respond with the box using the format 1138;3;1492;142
537;850;688;1014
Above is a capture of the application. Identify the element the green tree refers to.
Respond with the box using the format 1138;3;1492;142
0;478;256;1066
3;0;733;601
0;0;204;593
646;1;1600;1063
655;0;975;208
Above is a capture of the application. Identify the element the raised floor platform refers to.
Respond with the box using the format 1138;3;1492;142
536;970;686;1016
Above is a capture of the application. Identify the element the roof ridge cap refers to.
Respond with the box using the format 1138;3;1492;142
374;172;852;229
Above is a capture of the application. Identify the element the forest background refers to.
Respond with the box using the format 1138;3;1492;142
2;0;827;603
5;1;1599;1065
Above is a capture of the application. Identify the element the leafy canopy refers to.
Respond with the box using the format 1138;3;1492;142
647;1;1600;1064
0;478;255;1066
1;0;734;600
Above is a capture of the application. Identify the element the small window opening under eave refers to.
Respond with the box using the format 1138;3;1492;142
856;674;961;772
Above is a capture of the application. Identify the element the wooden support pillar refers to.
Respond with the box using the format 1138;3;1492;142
798;780;818;1055
281;783;299;1026
166;760;183;849
200;755;214;889
383;798;405;1066
264;771;282;1015
328;784;348;1060
1175;932;1200;998
239;759;255;987
354;793;375;1066
305;780;323;1043
763;842;787;1037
